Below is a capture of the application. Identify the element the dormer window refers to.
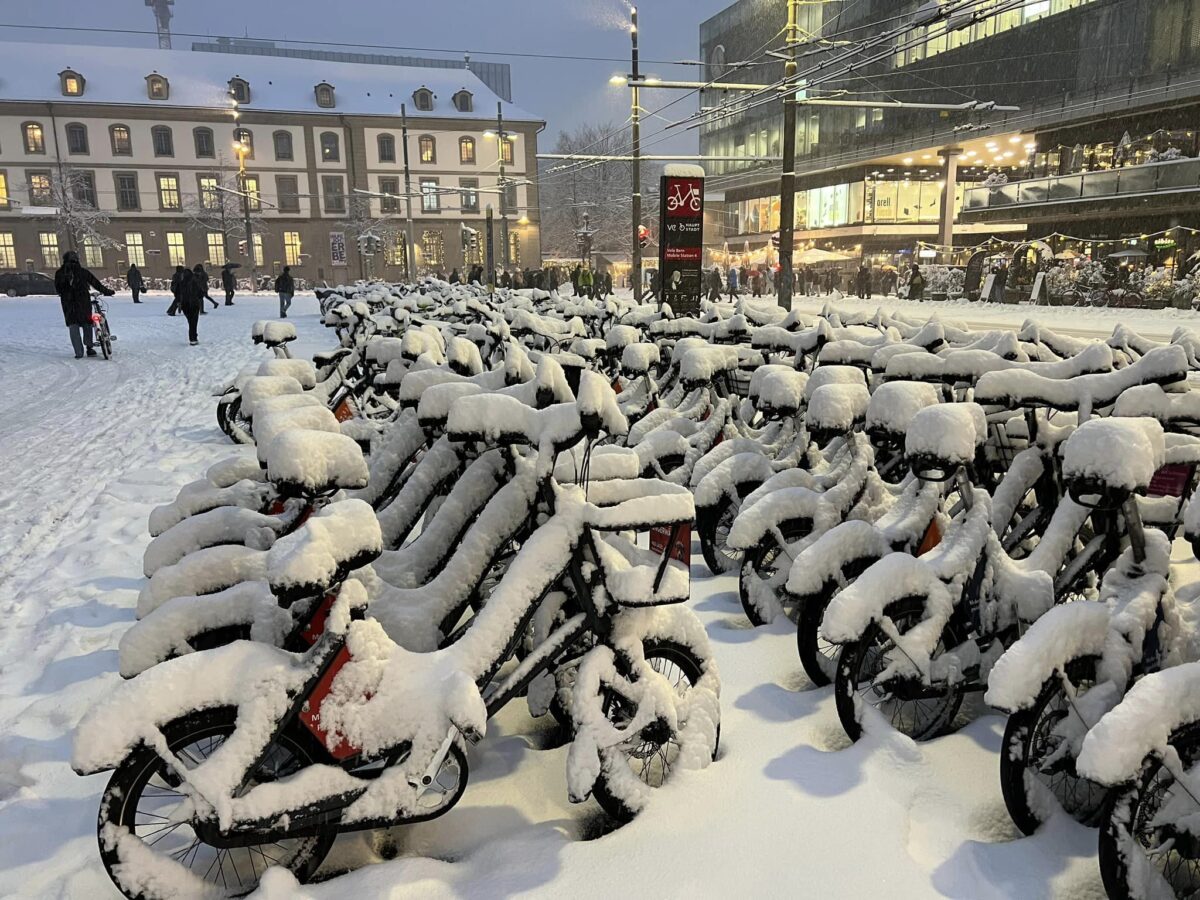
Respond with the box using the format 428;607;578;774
146;73;169;101
228;77;250;104
60;69;85;97
452;89;473;113
315;82;335;109
413;87;433;112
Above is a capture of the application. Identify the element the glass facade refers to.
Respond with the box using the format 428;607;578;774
735;179;962;234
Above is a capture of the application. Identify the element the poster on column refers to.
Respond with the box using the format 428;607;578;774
658;165;705;317
330;232;347;266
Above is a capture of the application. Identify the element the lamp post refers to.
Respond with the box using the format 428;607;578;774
233;138;257;290
630;6;642;301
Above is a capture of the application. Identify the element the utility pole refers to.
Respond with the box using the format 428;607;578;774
630;6;642;300
400;103;417;279
234;139;257;289
777;0;800;309
496;101;509;270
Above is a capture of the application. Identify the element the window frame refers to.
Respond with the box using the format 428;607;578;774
27;170;52;206
151;125;175;158
275;174;301;213
65;122;89;155
284;231;302;266
273;130;294;162
0;232;16;269
233;127;255;160
22;122;45;155
229;78;251;104
419;135;436;164
82;235;104;268
420;178;441;213
315;83;335;109
453;90;473;113
459;136;476;164
109;124;132;156
114;171;140;211
146;74;169;101
206;232;227;267
39;231;60;268
379;176;400;212
459;177;479;213
73;171;98;208
156;172;181;211
244;174;261;212
500;137;515;165
124;232;146;267
60;70;85;97
0;170;8;210
197;174;220;210
166;231;187;267
413;88;433;112
193;127;215;159
320;131;340;163
321;174;346;213
377;133;396;163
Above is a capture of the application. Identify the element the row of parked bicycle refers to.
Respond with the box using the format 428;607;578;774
77;276;1200;898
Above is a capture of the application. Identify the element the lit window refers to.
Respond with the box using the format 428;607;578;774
320;131;340;162
0;233;15;268
500;138;515;165
115;173;139;211
28;172;52;206
166;231;187;267
459;137;475;164
206;233;226;267
0;173;9;209
194;128;215;158
198;175;219;209
509;233;521;267
420;178;440;212
158;174;181;210
229;78;250;103
23;123;45;154
244;174;261;211
60;70;85;96
151;125;174;157
386;233;408;275
233;128;254;160
39;232;60;267
66;123;89;154
419;135;436;164
146;74;169;100
273;131;293;161
284;231;302;266
124;232;145;267
253;234;264;267
110;125;132;156
421;230;444;267
82;236;104;268
378;134;396;163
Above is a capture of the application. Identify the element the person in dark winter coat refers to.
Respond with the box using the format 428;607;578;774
178;268;203;345
602;271;613;298
856;264;871;299
547;268;559;292
706;268;722;302
221;264;236;306
570;265;581;296
55;251;114;358
448;268;461;284
167;265;184;316
193;263;217;311
274;266;295;317
126;263;145;304
908;263;926;301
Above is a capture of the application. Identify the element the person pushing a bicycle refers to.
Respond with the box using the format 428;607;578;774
54;251;113;359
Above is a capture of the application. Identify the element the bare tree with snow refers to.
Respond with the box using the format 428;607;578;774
28;167;124;255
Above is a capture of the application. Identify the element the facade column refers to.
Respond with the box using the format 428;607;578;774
938;146;962;259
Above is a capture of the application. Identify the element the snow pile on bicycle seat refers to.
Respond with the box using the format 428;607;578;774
754;367;808;414
804;364;865;401
137;544;269;617
554;444;641;483
245;392;325;422
585;478;694;531
1113;383;1200;426
806;383;869;434
143;506;283;576
267;499;382;601
576;370;628;437
417;382;485;425
905;403;987;467
1061;417;1165;493
256;358;317;389
447;336;484;375
621;343;660;375
204;455;265;488
253;406;343;463
592;533;690;606
605;325;641;352
264;430;370;495
240;375;304;417
148;479;272;536
679;346;738;385
261;321;297;344
866;381;942;436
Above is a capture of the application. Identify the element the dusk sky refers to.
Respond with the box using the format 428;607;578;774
0;0;733;152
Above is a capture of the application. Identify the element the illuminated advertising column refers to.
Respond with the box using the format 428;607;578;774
658;164;705;317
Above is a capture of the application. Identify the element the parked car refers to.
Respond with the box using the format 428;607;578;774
0;271;56;297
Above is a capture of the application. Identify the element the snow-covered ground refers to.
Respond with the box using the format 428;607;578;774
3;288;1177;899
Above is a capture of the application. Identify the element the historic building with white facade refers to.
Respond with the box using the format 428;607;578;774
0;41;543;283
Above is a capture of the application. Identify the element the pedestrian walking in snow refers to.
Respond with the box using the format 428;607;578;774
578;267;594;299
706;268;722;302
908;263;926;301
167;265;184;316
500;270;512;289
126;263;145;304
726;266;739;300
274;266;295;318
193;263;218;311
603;271;613;298
54;251;113;359
221;264;236;306
449;268;460;284
857;264;871;299
570;265;581;296
178;268;203;345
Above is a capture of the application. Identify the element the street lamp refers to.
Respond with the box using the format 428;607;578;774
232;138;257;290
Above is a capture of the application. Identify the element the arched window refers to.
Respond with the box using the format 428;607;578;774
151;125;174;157
320;131;340;162
418;135;436;164
146;73;169;100
314;82;335;109
459;137;475;164
421;230;444;268
453;89;473;113
273;130;293;161
22;122;45;154
65;123;89;155
232;127;254;160
228;77;251;104
413;87;433;112
193;127;214;158
59;69;85;97
377;133;396;163
109;124;132;156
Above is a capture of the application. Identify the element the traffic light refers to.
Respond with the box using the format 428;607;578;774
770;233;781;250
638;225;650;249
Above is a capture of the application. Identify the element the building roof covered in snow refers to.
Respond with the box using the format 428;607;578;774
0;41;542;124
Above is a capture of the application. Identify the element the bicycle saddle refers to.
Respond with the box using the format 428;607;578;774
240;375;305;417
905;403;988;481
1063;417;1165;508
865;381;943;444
264;430;370;498
267;499;383;604
806;383;870;444
258;359;317;389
